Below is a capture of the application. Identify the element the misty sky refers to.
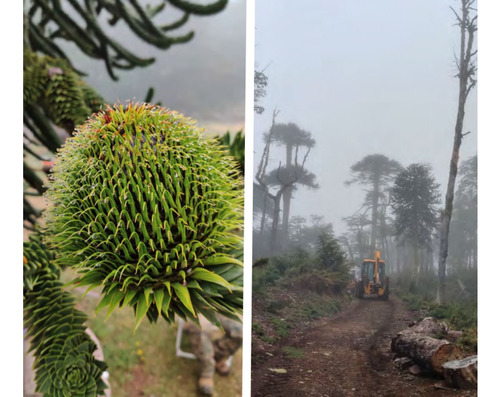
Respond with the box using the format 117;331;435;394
61;0;246;135
254;0;478;235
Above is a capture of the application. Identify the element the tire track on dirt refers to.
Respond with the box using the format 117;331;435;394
252;297;475;397
252;298;396;397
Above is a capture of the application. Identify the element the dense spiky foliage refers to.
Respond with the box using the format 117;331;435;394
24;50;105;133
391;163;441;250
23;50;106;230
23;0;230;230
217;130;245;176
44;102;243;330
24;234;108;397
26;0;228;81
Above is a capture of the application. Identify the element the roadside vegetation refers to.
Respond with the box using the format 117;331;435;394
393;267;477;353
252;230;353;358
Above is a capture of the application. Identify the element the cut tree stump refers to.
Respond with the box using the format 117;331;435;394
442;355;477;389
391;332;463;375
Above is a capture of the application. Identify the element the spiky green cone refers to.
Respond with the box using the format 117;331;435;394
44;102;243;330
24;235;107;397
23;50;103;132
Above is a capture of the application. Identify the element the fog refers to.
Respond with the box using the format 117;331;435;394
254;0;477;235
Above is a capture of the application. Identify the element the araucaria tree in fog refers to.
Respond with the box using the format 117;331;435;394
266;122;318;235
255;115;318;251
391;163;441;282
437;0;477;305
345;154;401;258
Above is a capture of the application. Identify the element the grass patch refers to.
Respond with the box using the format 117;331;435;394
283;346;304;359
61;269;242;397
399;291;477;353
271;318;292;337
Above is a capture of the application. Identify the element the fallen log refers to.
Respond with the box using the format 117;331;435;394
391;332;463;375
442;355;477;389
409;317;448;336
444;330;464;343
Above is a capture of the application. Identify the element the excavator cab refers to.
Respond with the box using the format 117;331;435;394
355;251;389;300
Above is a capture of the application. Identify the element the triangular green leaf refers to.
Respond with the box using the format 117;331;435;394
203;256;243;267
122;289;137;307
134;293;150;332
106;290;125;320
95;293;113;315
153;288;164;314
191;267;232;290
172;282;196;317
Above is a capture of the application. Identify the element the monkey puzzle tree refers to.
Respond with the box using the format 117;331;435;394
345;154;402;258
267;122;318;236
24;0;230;228
255;114;318;251
23;2;243;395
391;163;441;283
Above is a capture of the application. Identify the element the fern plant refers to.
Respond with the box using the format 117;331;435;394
43;102;244;331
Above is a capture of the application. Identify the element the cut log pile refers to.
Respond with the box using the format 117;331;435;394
391;317;476;390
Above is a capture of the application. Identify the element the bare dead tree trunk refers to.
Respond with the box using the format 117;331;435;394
256;109;279;235
437;0;477;305
255;109;312;251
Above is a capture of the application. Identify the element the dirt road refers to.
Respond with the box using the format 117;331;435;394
251;297;476;397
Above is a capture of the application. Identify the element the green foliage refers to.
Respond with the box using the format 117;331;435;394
263;123;318;191
271;318;292;337
345;154;402;188
448;155;477;269
296;295;342;320
24;235;107;397
282;346;304;359
44;102;244;329
391;163;440;249
253;231;351;296
344;154;402;256
23;50;106;229
24;50;104;132
399;291;477;352
26;0;229;81
218;130;245;176
315;231;348;272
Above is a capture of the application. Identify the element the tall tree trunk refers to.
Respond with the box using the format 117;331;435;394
270;190;283;251
259;193;268;234
282;143;293;236
369;179;380;257
412;243;420;284
437;0;476;305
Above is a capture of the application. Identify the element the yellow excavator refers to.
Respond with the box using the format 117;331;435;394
355;251;389;300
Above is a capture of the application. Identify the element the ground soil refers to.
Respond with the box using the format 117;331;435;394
251;296;477;397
